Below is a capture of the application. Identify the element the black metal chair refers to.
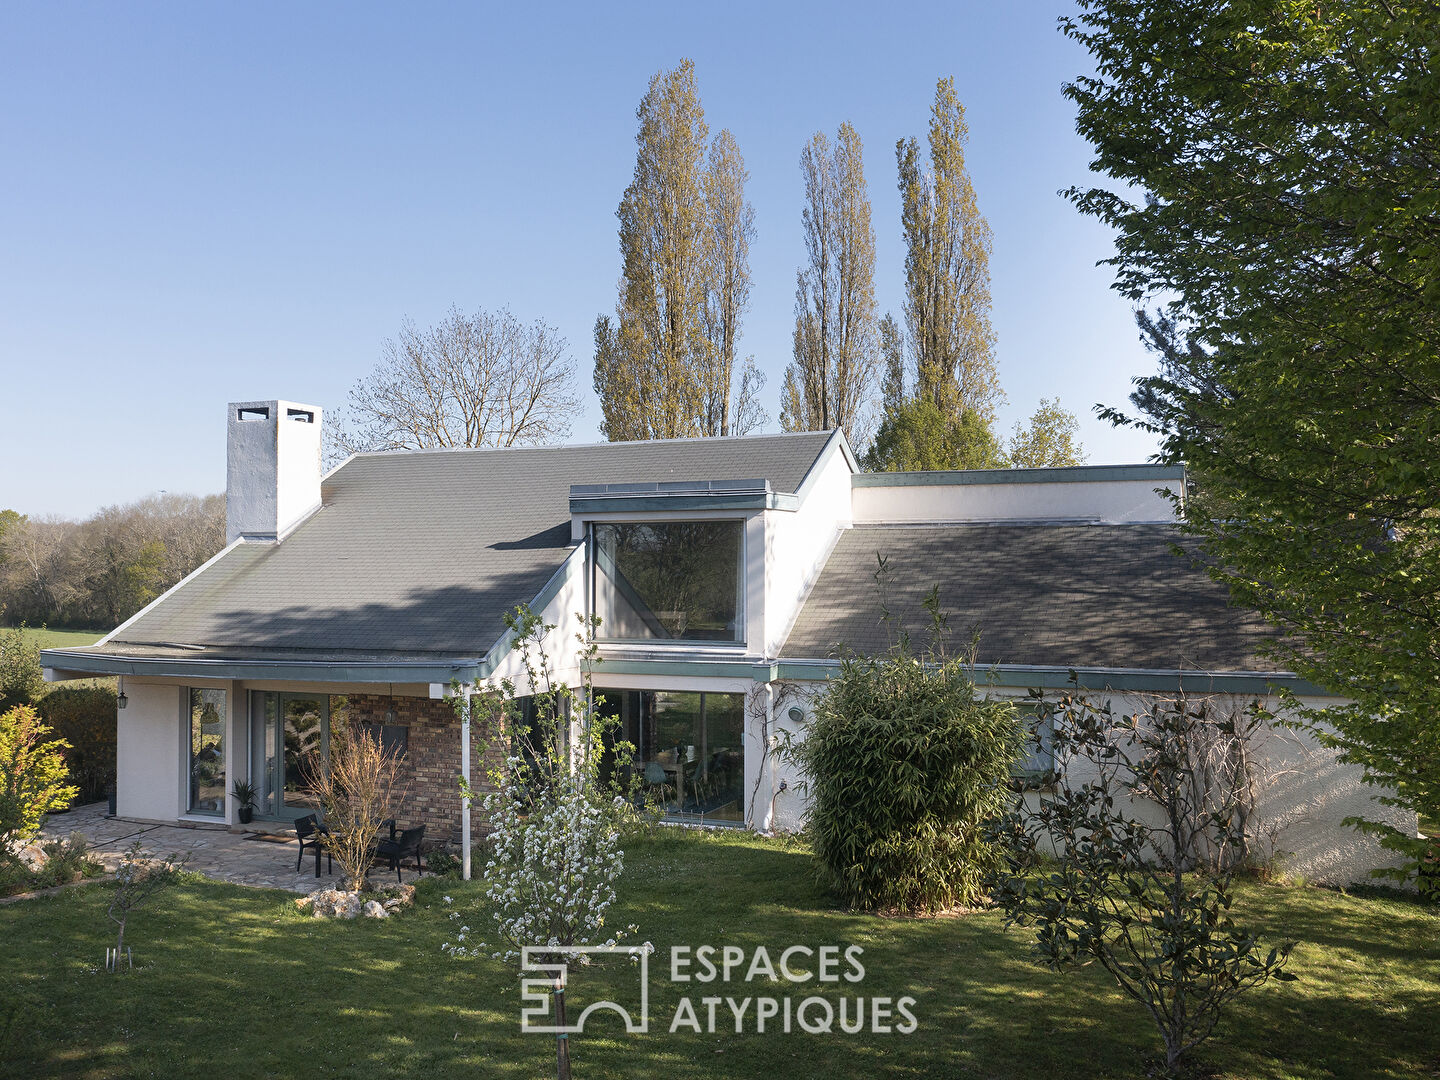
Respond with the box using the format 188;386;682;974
294;814;331;877
374;824;425;883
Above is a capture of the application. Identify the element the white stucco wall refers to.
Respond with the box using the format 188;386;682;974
763;442;855;655
761;683;1413;888
488;545;591;694
851;477;1176;524
115;680;183;822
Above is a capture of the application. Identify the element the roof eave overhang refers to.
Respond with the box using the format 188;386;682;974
569;492;798;513
771;658;1328;695
41;650;485;685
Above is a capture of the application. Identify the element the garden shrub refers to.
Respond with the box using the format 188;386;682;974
793;641;1024;913
987;690;1296;1075
0;705;78;856
38;685;117;804
425;850;460;877
36;831;101;887
0;627;44;713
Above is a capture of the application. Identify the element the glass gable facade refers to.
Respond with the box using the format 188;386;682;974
590;521;744;643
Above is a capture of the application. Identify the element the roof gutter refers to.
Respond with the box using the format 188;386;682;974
771;658;1329;696
42;651;484;685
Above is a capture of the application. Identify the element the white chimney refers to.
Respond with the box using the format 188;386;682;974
226;400;323;544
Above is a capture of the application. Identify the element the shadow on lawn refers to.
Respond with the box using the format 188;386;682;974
5;841;1440;1080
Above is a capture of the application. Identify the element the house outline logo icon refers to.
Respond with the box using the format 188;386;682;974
519;945;652;1035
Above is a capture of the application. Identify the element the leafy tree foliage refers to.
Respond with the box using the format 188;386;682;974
444;606;643;1080
989;690;1296;1075
596;59;765;441
782;122;879;448
1067;1;1440;880
0;494;223;630
38;684;117;803
0;705;78;857
878;312;906;412
0;627;44;713
1007;398;1087;468
792;590;1022;912
863;396;1005;472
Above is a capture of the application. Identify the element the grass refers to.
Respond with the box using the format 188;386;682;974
2;829;1438;1079
10;627;106;650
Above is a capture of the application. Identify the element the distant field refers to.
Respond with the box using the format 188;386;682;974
8;626;106;649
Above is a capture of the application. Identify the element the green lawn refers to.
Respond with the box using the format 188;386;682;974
3;829;1437;1079
10;627;106;650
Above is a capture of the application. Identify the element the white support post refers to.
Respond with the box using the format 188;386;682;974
460;691;472;881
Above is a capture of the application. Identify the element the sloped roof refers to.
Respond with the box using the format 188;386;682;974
781;523;1280;672
100;431;836;660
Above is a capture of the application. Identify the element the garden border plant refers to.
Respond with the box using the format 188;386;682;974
987;685;1296;1075
786;566;1025;913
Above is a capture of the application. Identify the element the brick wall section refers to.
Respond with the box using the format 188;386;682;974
339;693;504;850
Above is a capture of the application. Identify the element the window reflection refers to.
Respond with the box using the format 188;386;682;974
598;690;745;824
591;522;744;642
188;688;227;815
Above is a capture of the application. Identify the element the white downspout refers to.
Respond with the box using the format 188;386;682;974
460;690;472;881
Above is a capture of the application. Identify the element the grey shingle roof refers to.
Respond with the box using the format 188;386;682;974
781;524;1280;672
109;432;835;659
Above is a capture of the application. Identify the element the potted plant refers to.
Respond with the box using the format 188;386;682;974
231;780;258;825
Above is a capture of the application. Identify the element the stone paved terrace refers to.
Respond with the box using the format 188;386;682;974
32;802;350;893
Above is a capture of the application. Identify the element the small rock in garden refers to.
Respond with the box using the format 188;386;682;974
363;900;388;919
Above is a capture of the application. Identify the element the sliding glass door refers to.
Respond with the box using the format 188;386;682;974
249;691;330;821
599;690;745;824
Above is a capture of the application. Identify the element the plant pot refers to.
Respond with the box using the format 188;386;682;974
238;807;254;825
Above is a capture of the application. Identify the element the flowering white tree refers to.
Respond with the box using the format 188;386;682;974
443;778;633;964
443;606;645;1080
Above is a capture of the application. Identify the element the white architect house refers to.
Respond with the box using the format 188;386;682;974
41;400;1413;885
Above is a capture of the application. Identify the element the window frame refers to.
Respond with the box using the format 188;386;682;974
184;686;228;818
1012;701;1058;790
586;517;748;647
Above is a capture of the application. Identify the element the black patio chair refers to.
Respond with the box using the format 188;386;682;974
374;824;425;884
295;814;331;877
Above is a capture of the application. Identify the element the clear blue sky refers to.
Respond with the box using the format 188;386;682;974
0;1;1159;519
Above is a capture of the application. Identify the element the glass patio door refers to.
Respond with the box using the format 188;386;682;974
250;692;329;820
281;694;328;817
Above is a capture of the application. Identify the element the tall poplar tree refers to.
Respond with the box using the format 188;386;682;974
596;59;763;441
896;77;1002;424
781;122;879;448
878;313;906;412
702;130;765;436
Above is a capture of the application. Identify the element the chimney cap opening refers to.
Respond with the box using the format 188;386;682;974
286;408;314;423
237;407;270;421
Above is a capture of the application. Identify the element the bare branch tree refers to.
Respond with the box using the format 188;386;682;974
333;306;580;455
312;721;407;892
